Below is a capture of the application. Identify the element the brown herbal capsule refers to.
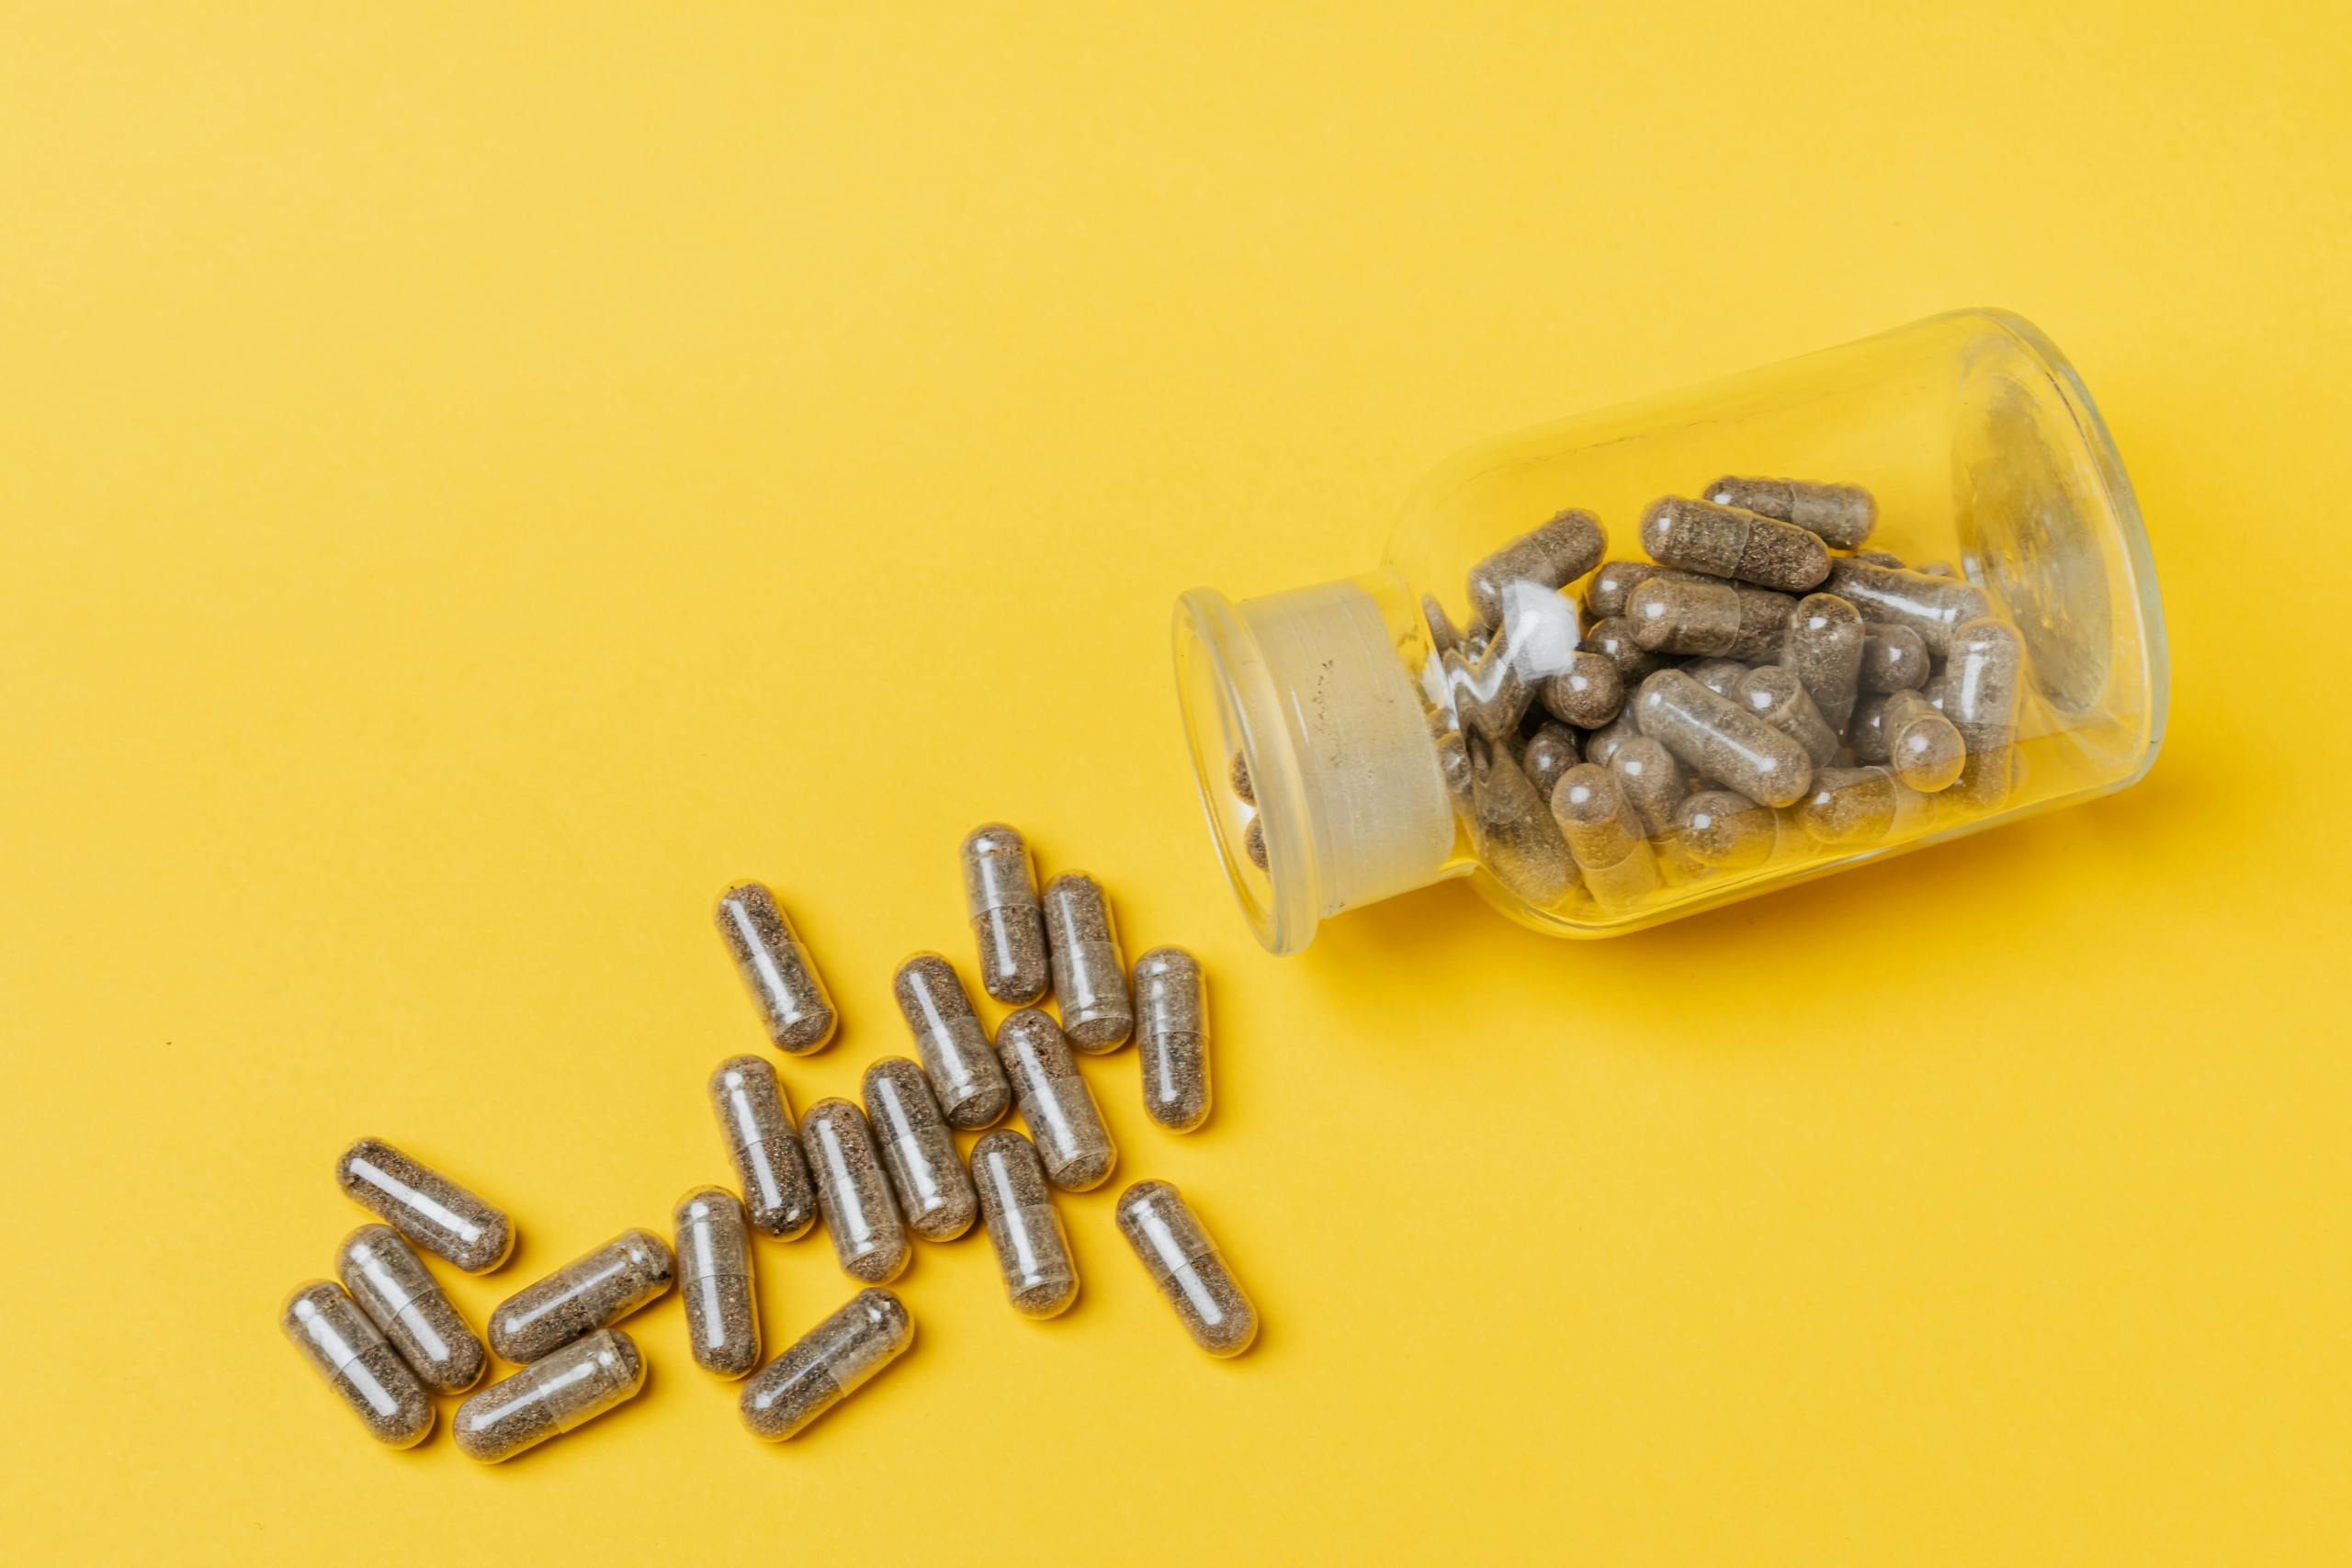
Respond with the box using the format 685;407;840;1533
1582;615;1666;685
1683;658;1747;698
861;1057;978;1243
996;1008;1117;1191
1626;577;1792;660
1673;789;1776;869
1822;558;1992;658
334;1137;514;1275
714;881;838;1054
1243;818;1269;870
1701;476;1877;550
739;1288;911;1442
709;1055;818;1240
1640;496;1830;592
1469;738;1576;906
1521;721;1582;805
1859;625;1932;694
1633;669;1814;807
1881;689;1966;793
676;1186;761;1379
1916;560;1959;579
1853;549;1905;569
1580;705;1645;771
1781;592;1865;732
1134;945;1212;1133
1794;765;1926;844
1940;618;2026;807
1732;665;1840;768
1550;763;1661;908
970;1130;1080;1318
1227;749;1254;804
890;953;1012;1130
454;1327;645;1462
281;1280;435;1448
1608;737;1690;839
1848;691;1894;764
1420;593;1464;657
1466;508;1606;628
1541;650;1624;728
336;1224;487;1395
1585;559;1717;619
1042;872;1134;1051
801;1098;910;1284
960;823;1050;1006
1114;1181;1258;1358
488;1229;674;1365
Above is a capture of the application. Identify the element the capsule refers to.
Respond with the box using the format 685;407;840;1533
960;822;1049;1005
714;880;838;1053
1941;617;2025;806
1848;691;1894;764
1042;872;1134;1051
1134;945;1212;1133
740;1288;912;1442
453;1327;645;1462
1585;559;1717;620
1465;508;1606;628
1520;721;1581;806
1419;592;1464;657
675;1187;761;1379
488;1228;674;1365
1732;665;1840;768
1853;548;1906;569
1794;765;1927;845
1916;559;1959;579
1539;649;1623;729
1859;624;1931;694
1581;615;1666;684
1633;669;1814;807
1701;475;1877;550
799;1098;910;1283
1441;634;1533;745
1580;705;1644;771
970;1130;1080;1318
1242;818;1269;870
1551;764;1661;908
335;1224;487;1395
1469;738;1576;906
1672;789;1776;870
1881;689;1966;793
862;1057;978;1242
1114;1181;1258;1358
1780;592;1864;732
1822;558;1992;658
1607;737;1690;840
888;953;1011;1131
1640;496;1830;592
996;1007;1117;1191
708;1054;818;1240
281;1280;435;1448
1683;658;1747;698
334;1137;514;1275
1624;576;1791;661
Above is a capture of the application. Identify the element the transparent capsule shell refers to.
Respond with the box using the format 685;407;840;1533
1634;669;1814;808
675;1186;761;1379
1733;663;1840;768
996;1007;1118;1191
1114;1181;1258;1358
961;822;1050;1005
1551;763;1660;909
453;1327;646;1463
862;1056;979;1242
1702;474;1878;550
1781;592;1865;732
714;880;838;1053
889;953;1012;1130
335;1223;487;1395
1822;558;1992;659
334;1136;514;1275
1041;871;1134;1050
740;1288;913;1442
281;1280;435;1448
1464;507;1605;628
1882;688;1967;793
800;1097;910;1283
1134;945;1212;1133
970;1130;1080;1318
708;1054;818;1241
488;1227;674;1365
1640;495;1830;592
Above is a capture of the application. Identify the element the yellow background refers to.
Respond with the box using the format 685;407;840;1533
4;3;2346;1562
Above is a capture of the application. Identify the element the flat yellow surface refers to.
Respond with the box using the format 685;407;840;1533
5;4;2347;1562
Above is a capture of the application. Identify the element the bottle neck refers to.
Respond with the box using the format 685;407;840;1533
1173;569;1455;953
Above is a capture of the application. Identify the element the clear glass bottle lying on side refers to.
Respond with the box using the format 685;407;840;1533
1173;310;2167;950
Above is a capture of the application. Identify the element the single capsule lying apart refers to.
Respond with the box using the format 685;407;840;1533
676;1187;760;1379
453;1327;646;1463
740;1288;913;1442
336;1224;487;1395
1672;789;1776;870
1551;763;1661;909
1469;738;1576;906
1733;664;1840;768
800;1098;910;1283
1940;617;2025;807
1634;670;1814;807
1465;507;1606;628
862;1056;979;1242
1114;1181;1258;1358
1134;945;1212;1133
1701;475;1877;550
281;1280;435;1448
1859;625;1931;694
1521;722;1582;806
1640;496;1830;592
890;953;1012;1130
1541;650;1624;728
1781;592;1864;732
714;880;838;1053
960;823;1050;1005
1624;576;1791;661
1822;558;1991;658
1042;872;1134;1051
1881;689;1967;793
1793;765;1927;845
970;1130;1080;1318
488;1228;674;1365
708;1055;818;1240
335;1137;514;1275
996;1008;1118;1191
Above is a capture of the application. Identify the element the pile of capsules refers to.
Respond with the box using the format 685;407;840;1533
1416;477;2028;908
279;823;1253;1461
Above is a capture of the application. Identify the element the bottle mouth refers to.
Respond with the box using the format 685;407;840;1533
1172;587;1311;953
